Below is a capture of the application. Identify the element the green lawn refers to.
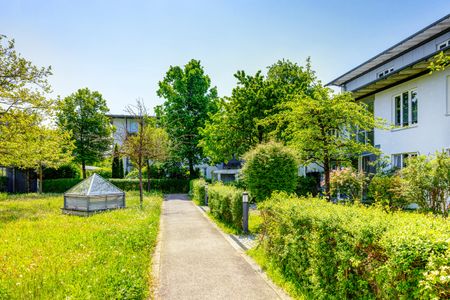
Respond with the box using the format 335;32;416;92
0;191;162;299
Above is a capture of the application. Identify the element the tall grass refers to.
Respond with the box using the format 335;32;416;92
0;191;162;299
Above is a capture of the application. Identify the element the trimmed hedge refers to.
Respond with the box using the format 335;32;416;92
190;179;207;205
43;178;189;194
208;183;243;230
259;192;450;299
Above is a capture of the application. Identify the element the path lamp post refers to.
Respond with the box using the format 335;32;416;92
204;183;208;206
242;192;249;234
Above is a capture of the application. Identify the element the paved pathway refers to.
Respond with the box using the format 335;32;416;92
155;194;281;300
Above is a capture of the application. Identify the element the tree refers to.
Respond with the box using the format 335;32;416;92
0;35;52;113
279;85;384;200
200;59;315;163
429;51;450;72
111;143;124;178
157;59;218;178
56;88;113;178
122;100;169;208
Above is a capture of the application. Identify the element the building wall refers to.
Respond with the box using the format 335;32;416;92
346;31;450;92
373;68;450;159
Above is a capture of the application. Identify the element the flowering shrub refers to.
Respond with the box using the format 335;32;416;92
329;167;366;202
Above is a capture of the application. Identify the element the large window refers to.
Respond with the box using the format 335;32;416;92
393;89;417;127
392;152;417;169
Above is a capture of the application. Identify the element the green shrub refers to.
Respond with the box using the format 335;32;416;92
208;183;243;229
43;178;82;193
368;174;408;209
87;167;112;178
329;167;366;202
43;178;189;194
43;164;81;179
259;192;450;299
296;175;318;196
191;179;207;205
241;142;298;202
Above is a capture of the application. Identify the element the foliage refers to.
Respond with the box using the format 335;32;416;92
0;192;162;299
398;152;450;216
277;84;384;200
190;178;207;205
428;51;450;72
241;142;298;202
157;59;218;177
0;35;52;114
43;164;81;179
329;167;366;202
112;143;124;178
56;88;113;178
86;167;112;178
259;192;450;299
0;176;7;192
368;173;408;209
208;182;243;230
200;59;315;163
296;175;318;197
43;178;189;194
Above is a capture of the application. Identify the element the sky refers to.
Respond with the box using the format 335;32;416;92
1;0;449;114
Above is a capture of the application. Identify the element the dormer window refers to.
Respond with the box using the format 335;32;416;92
437;39;450;50
377;67;394;79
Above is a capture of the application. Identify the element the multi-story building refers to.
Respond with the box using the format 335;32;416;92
328;14;450;171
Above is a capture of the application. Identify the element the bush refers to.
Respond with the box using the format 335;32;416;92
208;183;243;229
241;142;298;202
43;178;190;194
43;164;81;179
296;175;318;196
43;178;82;193
190;179;207;205
330;167;366;202
368;174;408;209
259;192;450;299
87;167;112;179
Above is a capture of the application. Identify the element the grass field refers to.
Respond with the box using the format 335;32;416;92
0;192;162;299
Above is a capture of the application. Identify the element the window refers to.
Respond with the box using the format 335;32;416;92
377;67;395;79
129;121;138;133
392;152;417;169
393;89;418;127
437;39;450;50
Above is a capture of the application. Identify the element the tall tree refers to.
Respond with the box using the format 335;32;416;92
157;59;218;178
279;85;384;200
56;88;113;178
200;59;315;163
122;100;169;207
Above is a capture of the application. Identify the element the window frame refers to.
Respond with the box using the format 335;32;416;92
392;152;418;169
392;88;418;128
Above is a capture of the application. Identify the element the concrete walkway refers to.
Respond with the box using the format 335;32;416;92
155;194;281;300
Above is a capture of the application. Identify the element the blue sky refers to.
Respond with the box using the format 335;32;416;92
1;1;449;114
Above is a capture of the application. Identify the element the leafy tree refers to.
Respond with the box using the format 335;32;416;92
279;85;384;200
56;88;113;178
429;51;450;72
200;59;315;163
241;142;298;202
122;100;169;207
0;35;52;113
111;143;124;178
157;59;218;178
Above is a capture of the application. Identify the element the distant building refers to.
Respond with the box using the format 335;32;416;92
328;14;450;171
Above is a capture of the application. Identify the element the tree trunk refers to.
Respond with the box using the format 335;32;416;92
138;166;143;209
39;165;43;194
188;159;195;179
82;160;87;179
147;160;151;192
324;155;331;201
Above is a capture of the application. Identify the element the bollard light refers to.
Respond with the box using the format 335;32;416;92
242;192;248;203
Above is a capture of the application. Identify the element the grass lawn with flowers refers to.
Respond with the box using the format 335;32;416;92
0;191;162;299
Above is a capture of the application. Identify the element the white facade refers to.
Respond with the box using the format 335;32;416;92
373;68;450;160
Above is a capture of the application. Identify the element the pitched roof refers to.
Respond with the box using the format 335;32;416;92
65;173;124;196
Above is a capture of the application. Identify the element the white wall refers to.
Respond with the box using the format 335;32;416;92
374;68;450;158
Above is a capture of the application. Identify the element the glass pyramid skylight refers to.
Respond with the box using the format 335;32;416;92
65;173;124;196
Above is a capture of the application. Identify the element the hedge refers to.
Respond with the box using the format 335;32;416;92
259;192;450;299
43;178;189;194
190;179;207;205
0;176;8;192
208;183;243;230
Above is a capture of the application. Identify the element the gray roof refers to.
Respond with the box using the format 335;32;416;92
328;14;450;87
65;173;124;196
